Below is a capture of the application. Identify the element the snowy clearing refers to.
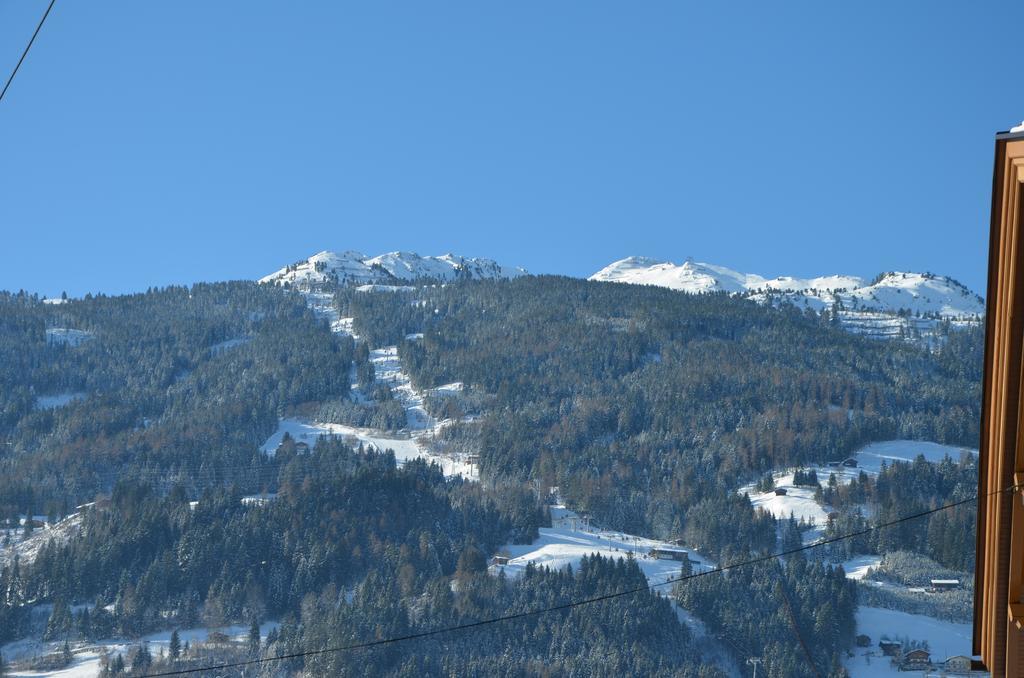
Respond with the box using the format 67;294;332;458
844;606;976;677
1;513;83;569
5;622;279;678
35;393;86;410
260;418;476;479
842;555;882;581
45;329;92;347
854;440;977;474
490;506;713;588
738;440;977;534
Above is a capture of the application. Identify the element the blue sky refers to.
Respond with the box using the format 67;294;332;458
1;1;1021;298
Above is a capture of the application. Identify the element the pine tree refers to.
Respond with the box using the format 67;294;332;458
131;643;151;674
248;619;261;657
169;629;180;661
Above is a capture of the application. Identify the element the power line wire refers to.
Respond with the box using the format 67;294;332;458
139;484;1008;677
0;0;56;105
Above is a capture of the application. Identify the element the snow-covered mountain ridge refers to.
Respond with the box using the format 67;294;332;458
590;256;984;320
260;250;527;286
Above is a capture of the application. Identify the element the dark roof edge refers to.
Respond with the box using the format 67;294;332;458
996;129;1024;141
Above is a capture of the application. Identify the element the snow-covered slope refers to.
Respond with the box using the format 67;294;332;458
589;256;763;294
591;257;983;343
592;257;981;317
591;257;983;320
261;250;526;287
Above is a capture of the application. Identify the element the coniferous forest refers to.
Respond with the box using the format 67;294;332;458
0;275;984;677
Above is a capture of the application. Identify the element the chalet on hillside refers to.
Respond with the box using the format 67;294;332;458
294;441;311;454
930;578;960;591
841;457;858;468
649;548;688;561
774;487;788;496
490;555;510;566
900;648;930;669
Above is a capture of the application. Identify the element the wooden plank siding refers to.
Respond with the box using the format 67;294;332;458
975;131;1024;676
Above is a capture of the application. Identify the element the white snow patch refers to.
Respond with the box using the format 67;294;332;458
428;382;464;396
45;329;92;347
35;393;86;410
355;284;416;293
241;492;278;505
841;555;882;581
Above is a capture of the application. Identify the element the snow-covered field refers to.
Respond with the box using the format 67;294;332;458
739;440;977;539
841;555;882;581
4;622;279;678
855;440;977;473
260;417;476;478
844;607;976;677
490;506;713;588
745;476;831;540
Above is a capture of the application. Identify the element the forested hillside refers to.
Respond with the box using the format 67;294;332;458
343;277;981;544
0;275;984;677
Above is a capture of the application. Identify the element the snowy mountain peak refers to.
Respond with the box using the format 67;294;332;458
590;257;984;323
261;250;527;287
590;256;761;294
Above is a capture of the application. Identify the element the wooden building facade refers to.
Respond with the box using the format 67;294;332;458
975;125;1024;676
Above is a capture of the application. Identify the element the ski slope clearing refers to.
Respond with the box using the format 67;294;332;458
260;418;476;479
844;607;975;677
490;506;713;587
